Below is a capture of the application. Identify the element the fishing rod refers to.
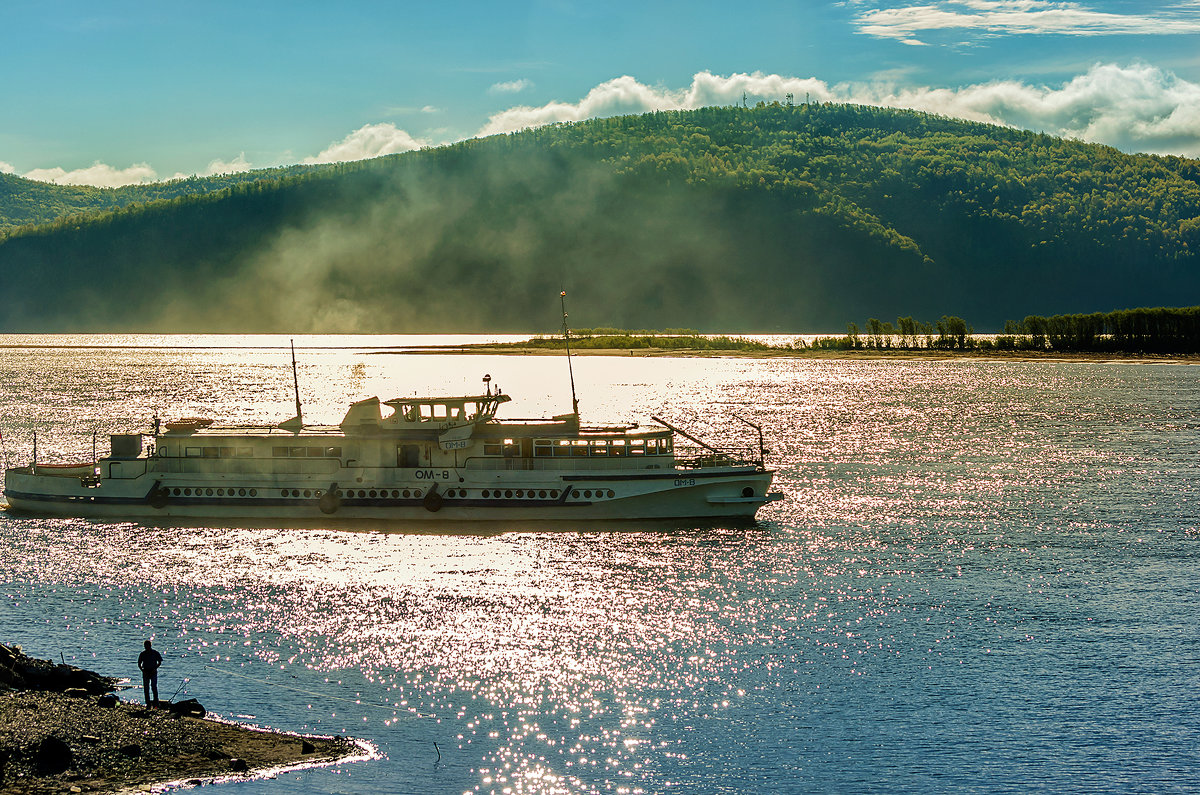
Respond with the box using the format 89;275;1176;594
203;665;437;719
169;676;191;702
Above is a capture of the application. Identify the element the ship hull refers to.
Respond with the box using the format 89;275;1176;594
3;465;780;523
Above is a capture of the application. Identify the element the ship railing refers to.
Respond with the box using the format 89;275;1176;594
462;456;675;472
461;447;762;472
149;458;338;475
672;445;762;470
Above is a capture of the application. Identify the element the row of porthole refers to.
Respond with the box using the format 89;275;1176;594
480;488;558;499
578;489;615;499
171;487;257;497
167;486;619;501
477;488;615;499
283;488;424;499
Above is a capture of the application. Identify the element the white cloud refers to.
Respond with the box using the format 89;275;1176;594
477;65;1200;157
15;60;1200;190
167;153;254;182
852;62;1200;156
302;123;427;164
489;78;533;94
478;72;835;136
479;72;831;136
21;161;158;188
202;153;253;176
421;105;440;113
0;161;15;174
855;0;1200;43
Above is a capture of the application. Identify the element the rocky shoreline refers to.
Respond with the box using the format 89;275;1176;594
0;644;365;794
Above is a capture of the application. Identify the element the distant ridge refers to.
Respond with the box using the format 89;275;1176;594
0;164;327;233
1;103;1197;332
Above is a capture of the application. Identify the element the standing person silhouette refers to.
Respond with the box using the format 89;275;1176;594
138;640;164;706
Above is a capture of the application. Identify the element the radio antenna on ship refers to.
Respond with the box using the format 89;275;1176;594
560;291;580;417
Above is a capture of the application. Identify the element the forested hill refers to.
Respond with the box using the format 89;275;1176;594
0;164;326;233
1;103;1198;332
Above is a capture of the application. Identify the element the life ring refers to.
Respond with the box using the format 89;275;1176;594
422;487;443;513
147;483;168;510
318;483;340;515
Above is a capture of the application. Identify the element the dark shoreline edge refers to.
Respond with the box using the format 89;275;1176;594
366;343;1200;363
0;645;370;794
0;690;372;794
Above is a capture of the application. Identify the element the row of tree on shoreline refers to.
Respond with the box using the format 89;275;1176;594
529;306;1200;354
821;306;1200;353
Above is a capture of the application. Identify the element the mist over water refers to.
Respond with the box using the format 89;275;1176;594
2;337;1199;793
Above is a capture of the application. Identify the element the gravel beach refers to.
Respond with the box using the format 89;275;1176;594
0;645;365;794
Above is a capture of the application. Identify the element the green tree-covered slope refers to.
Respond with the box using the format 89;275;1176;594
0;164;325;233
1;103;1197;332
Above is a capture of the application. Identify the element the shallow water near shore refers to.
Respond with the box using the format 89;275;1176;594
2;336;1199;794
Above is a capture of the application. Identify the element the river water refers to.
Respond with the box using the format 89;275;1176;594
1;337;1198;794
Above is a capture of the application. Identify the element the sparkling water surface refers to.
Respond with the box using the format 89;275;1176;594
2;337;1198;794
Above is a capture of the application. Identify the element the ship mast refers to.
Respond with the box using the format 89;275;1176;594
278;338;305;432
290;338;303;425
561;291;580;417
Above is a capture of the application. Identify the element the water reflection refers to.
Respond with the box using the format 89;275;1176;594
2;342;1200;793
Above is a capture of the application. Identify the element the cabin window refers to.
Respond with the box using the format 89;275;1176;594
483;442;502;456
591;440;608;456
271;445;338;458
611;440;626;457
219;447;235;458
202;447;219;458
236;447;253;458
185;447;202;458
629;440;645;455
502;439;519;458
534;440;554;457
571;440;589;457
555;440;571;457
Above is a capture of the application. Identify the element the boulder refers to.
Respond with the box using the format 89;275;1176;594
167;698;206;718
0;644;119;694
33;736;72;775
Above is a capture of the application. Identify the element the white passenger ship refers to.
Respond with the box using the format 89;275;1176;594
3;375;782;523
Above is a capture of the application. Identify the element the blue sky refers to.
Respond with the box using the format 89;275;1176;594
2;0;1199;186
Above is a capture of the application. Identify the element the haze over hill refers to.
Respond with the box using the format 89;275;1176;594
1;103;1197;333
